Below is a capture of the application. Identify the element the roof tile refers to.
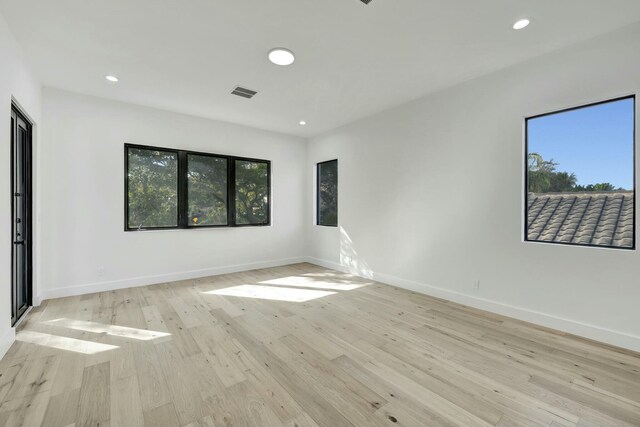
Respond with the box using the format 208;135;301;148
527;192;634;249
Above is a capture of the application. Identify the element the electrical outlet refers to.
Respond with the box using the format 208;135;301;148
473;279;480;290
97;267;105;277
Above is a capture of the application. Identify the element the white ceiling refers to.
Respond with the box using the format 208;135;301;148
2;0;640;138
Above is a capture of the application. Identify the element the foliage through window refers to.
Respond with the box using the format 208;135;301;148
188;154;228;226
235;160;269;225
317;160;338;226
125;144;270;230
525;96;635;249
127;148;178;229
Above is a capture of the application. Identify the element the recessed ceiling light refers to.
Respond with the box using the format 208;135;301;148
299;121;307;126
513;18;531;30
268;48;295;66
105;75;119;82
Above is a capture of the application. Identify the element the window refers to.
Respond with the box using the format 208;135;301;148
187;154;228;226
126;147;179;229
125;144;270;230
235;159;270;225
317;160;338;226
525;96;635;249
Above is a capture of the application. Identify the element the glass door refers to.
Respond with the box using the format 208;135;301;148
11;105;32;326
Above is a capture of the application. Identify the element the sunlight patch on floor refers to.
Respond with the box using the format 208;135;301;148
259;276;366;291
16;330;119;354
44;318;171;341
204;285;336;302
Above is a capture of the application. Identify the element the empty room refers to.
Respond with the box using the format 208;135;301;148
1;0;640;426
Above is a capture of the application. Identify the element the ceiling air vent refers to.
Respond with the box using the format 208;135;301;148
231;86;258;99
360;0;373;4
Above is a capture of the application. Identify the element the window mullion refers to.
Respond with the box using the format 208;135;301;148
229;157;236;226
266;161;272;226
178;150;188;228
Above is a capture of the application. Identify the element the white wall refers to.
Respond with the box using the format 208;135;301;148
0;14;41;357
307;23;640;352
39;88;306;300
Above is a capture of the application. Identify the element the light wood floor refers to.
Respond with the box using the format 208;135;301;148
1;263;639;427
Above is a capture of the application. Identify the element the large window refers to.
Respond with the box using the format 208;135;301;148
125;144;270;230
525;96;635;249
317;160;338;226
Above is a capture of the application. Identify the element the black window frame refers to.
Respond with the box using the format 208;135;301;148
524;95;636;250
316;159;338;227
125;143;271;231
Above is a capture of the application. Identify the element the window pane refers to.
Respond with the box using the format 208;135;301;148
235;160;269;225
317;160;338;226
187;154;228;226
526;97;635;249
127;148;178;229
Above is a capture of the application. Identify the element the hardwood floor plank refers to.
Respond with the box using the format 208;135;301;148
0;360;23;404
143;402;180;427
530;374;640;425
362;359;495;426
167;297;203;329
0;390;50;427
4;355;58;400
159;311;202;358
50;352;85;395
214;309;356;427
352;338;503;425
190;325;247;388
111;375;145;427
131;341;172;412
154;341;206;426
374;400;457;427
76;361;110;427
41;388;80;427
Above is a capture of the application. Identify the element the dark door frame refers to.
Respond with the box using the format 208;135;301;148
11;103;33;326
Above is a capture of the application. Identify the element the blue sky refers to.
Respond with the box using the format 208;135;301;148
527;97;635;190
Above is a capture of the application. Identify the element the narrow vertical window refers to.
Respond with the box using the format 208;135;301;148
317;160;338;227
234;159;270;226
126;147;179;229
525;96;635;249
187;154;228;226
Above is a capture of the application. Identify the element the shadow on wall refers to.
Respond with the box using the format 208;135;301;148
340;227;373;279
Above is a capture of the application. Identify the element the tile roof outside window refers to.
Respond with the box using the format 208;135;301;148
527;191;634;249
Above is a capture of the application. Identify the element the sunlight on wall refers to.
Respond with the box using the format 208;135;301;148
340;227;374;279
45;318;171;341
205;285;336;302
260;276;365;291
16;330;119;354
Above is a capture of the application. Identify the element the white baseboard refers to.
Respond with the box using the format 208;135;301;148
304;256;640;353
0;328;16;360
38;257;307;301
